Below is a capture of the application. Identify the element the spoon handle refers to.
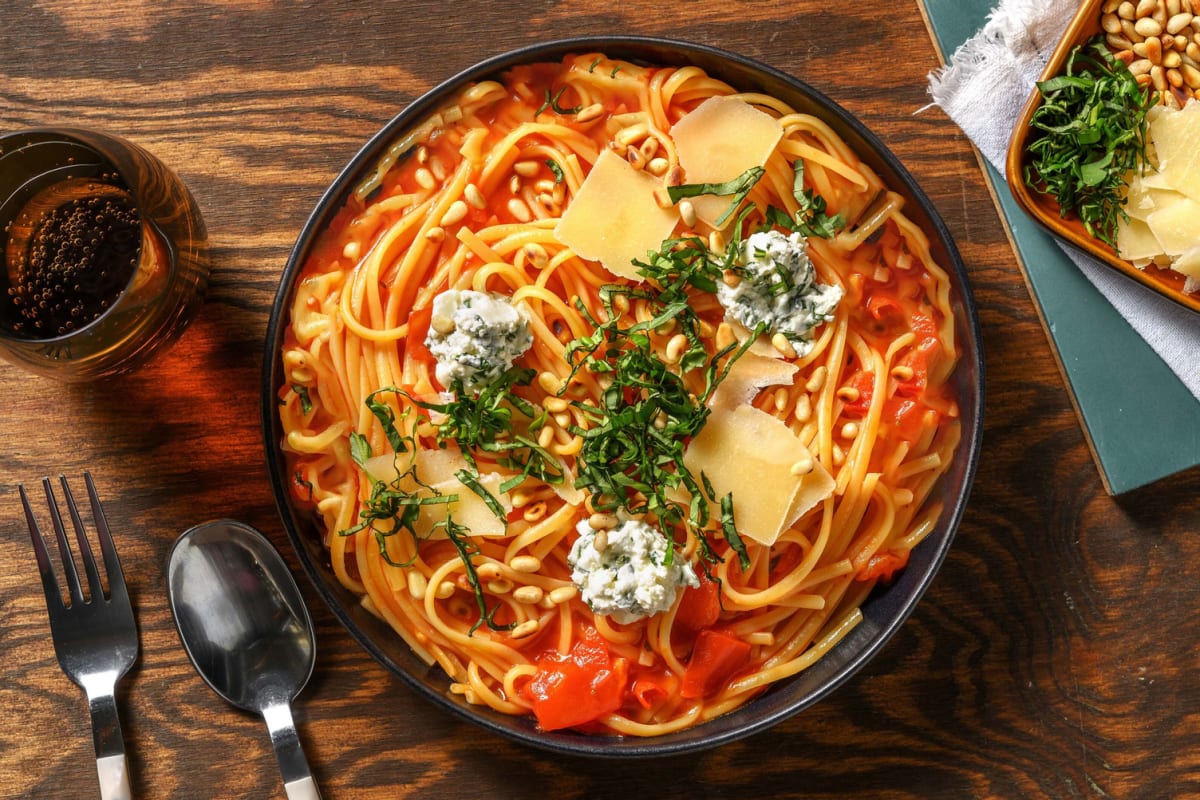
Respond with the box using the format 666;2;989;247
262;701;322;800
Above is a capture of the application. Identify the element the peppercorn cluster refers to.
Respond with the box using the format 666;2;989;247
5;193;140;337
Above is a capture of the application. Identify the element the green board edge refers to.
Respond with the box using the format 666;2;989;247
921;0;1200;493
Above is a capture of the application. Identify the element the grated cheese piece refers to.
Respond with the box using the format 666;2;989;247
670;96;783;227
553;148;678;280
682;404;834;546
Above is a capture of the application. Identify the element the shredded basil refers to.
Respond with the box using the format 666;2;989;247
667;166;765;227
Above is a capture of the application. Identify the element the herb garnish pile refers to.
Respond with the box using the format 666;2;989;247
1024;36;1156;251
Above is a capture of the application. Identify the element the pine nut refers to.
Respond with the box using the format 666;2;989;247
430;314;456;334
841;421;860;439
487;579;513;595
1119;1;1136;18
592;529;609;553
464;182;487;209
476;563;502;580
441;199;468;226
836;386;860;403
790;456;813;476
805;365;827;393
576;103;606;123
647;157;670;176
716;322;736;351
1137;16;1164;36
544;396;569;413
507;197;532;222
510;555;543;573
891;364;915;381
511;619;540;639
664;333;690;364
407;570;428;600
538;371;565;395
794;393;812;422
1169;12;1194;33
772;333;797;359
548;585;578;604
589;512;618;530
537;425;555;449
679;199;697;227
435;581;456;599
523;243;549;269
513;585;545;604
514;160;540;177
425;226;445;242
415;167;436;189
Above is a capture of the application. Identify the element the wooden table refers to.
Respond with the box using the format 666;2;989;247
2;2;1198;798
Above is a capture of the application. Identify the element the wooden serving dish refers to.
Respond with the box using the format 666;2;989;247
1005;0;1200;315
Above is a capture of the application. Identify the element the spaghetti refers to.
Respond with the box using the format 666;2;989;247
278;53;962;736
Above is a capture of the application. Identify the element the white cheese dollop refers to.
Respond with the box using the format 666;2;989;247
716;230;843;357
425;289;533;392
567;518;699;624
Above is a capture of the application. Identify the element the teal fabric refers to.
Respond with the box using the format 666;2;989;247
923;0;1200;492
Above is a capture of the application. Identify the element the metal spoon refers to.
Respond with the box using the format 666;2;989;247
167;520;321;800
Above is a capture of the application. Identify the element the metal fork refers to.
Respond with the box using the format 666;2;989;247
20;473;138;800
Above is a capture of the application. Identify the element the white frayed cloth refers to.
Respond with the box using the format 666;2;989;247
927;0;1200;401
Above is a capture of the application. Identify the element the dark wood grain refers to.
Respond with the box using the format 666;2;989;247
2;2;1199;798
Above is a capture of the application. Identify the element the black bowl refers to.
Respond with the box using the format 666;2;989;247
262;36;984;758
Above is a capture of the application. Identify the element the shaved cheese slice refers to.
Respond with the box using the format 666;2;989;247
1149;101;1200;201
709;350;798;410
683;404;834;546
361;449;510;538
1172;246;1200;280
554;148;678;280
670;96;784;227
1116;215;1167;263
1147;196;1200;255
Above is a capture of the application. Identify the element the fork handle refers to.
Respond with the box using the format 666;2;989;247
87;683;131;800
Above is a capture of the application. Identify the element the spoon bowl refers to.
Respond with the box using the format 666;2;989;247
167;519;321;800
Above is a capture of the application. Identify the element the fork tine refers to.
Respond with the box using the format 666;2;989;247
19;483;64;613
83;471;128;603
43;476;85;607
61;473;105;603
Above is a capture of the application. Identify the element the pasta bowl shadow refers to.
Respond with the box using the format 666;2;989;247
262;36;984;757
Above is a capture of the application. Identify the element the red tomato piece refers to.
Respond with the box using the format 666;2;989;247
527;630;630;731
856;549;910;583
680;628;752;699
673;568;720;633
841;369;875;417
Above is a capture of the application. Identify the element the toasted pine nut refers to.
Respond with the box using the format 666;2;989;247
415;167;436;189
407;570;428;600
342;240;360;261
544;396;569;413
514;160;540;177
507;197;532;222
841;422;860;439
772;333;797;359
773;386;790;413
435;580;456;599
476;563;502;581
416;145;429;164
592;529;609;553
487;579;513;595
511;619;540;639
537;425;555;449
794;393;812;422
589;512;618;530
664;333;690;364
790;456;813;476
576;103;606;123
524;243;549;269
464;182;487;209
647;157;670;176
548;585;578;604
510;555;543;573
538;371;565;395
513;585;545;604
716;322;736;351
441;199;469;226
891;364;914;381
430;314;456;334
679;199;697;227
425;225;446;242
836;386;860;403
721;270;741;288
805;366;827;393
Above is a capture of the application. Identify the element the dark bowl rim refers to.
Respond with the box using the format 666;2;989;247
261;34;984;758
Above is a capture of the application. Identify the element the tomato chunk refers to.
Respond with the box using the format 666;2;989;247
405;304;437;373
680;628;752;699
856;548;910;583
673;568;720;633
527;629;629;731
